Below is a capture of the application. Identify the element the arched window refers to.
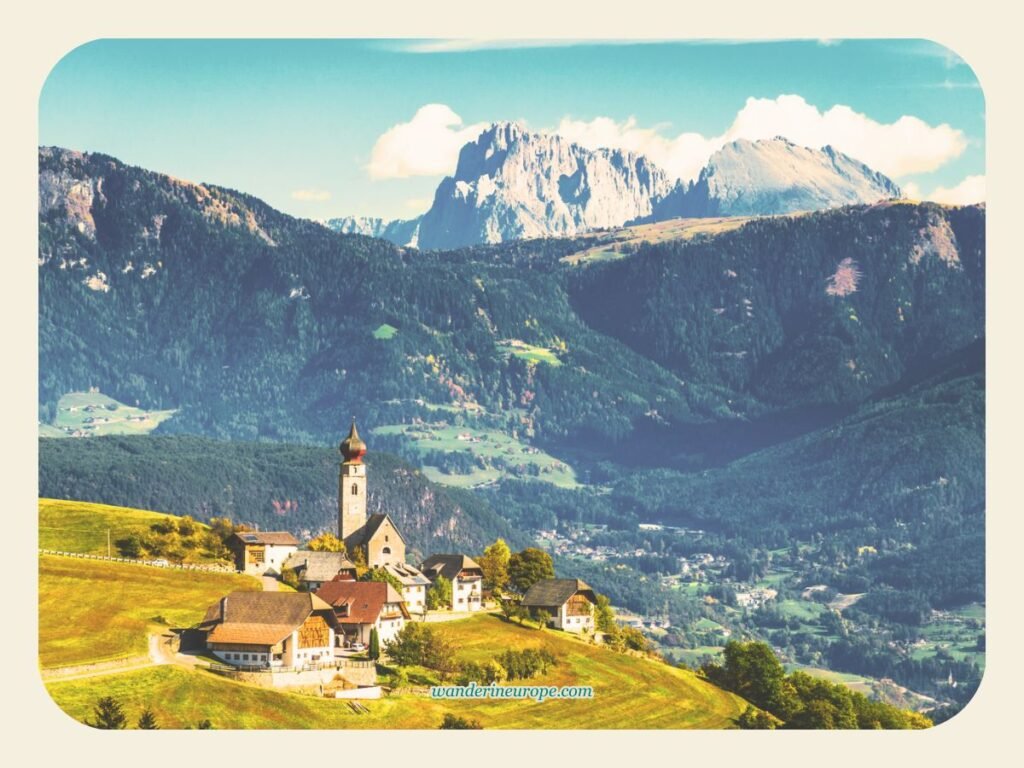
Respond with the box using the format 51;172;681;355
351;483;358;496
382;547;391;555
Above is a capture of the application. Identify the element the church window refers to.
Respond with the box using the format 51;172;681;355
383;547;392;555
351;484;358;496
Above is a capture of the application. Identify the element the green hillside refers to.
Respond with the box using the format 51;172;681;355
39;554;258;668
38;438;527;556
43;390;177;438
40;498;189;555
44;613;750;729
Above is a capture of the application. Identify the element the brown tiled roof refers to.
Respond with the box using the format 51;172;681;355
419;554;483;582
207;622;296;646
283;551;358;583
201;591;333;630
521;578;596;608
315;580;409;624
230;531;300;547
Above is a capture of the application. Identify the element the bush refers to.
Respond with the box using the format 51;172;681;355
495;648;557;680
440;713;482;729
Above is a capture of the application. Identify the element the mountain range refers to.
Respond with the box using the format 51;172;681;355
326;123;902;249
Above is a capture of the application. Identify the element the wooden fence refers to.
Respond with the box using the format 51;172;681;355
39;549;240;574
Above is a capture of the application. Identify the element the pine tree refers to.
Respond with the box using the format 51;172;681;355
136;708;159;730
89;697;127;729
368;627;380;660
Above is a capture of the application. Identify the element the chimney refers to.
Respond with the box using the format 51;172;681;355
220;596;228;622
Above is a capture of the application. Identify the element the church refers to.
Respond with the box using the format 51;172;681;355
337;420;406;568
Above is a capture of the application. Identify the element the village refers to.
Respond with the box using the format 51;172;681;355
193;421;600;698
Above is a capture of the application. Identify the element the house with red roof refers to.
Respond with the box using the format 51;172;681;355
315;580;410;647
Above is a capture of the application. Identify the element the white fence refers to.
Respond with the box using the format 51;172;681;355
39;549;240;574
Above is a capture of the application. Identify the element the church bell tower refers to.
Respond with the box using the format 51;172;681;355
338;419;368;548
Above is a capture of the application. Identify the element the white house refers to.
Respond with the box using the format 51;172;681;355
199;591;337;668
227;531;299;576
381;562;432;616
521;578;597;634
420;554;484;612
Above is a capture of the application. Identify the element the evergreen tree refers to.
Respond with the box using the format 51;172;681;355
89;697;127;729
368;627;380;660
136;708;159;730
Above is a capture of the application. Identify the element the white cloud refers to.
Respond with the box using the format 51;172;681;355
290;188;331;202
367;104;487;180
905;175;985;205
556;94;968;182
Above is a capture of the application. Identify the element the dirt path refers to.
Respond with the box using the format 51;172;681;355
261;576;279;592
42;633;174;683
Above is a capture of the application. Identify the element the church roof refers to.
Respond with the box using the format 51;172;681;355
340;419;367;463
357;513;406;546
521;578;596;608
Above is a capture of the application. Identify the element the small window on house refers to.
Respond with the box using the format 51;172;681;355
383;547;391;555
243;654;250;660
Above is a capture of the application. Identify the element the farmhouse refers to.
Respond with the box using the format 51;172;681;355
283;550;357;590
316;579;410;647
199;591;338;668
228;531;299;576
337;420;407;568
521;578;596;633
420;554;484;612
381;562;432;616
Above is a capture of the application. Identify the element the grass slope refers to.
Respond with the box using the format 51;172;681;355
40;498;184;556
46;614;749;729
39;555;259;669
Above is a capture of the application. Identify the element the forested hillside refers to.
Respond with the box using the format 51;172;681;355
38;437;525;559
40;148;983;471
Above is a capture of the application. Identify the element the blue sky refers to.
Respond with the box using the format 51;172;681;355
40;39;985;221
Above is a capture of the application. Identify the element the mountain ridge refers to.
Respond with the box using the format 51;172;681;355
324;125;903;249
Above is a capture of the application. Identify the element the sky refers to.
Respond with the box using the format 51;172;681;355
39;39;985;221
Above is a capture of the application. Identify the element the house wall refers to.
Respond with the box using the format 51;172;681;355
402;584;426;613
366;519;405;567
453;576;483;611
556;599;595;634
237;543;298;576
209;644;274;667
376;606;406;644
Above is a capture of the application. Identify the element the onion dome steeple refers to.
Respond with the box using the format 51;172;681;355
340;418;367;463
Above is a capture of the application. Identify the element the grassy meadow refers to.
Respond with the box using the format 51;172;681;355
40;498;184;555
44;391;176;438
46;613;750;729
39;554;259;668
373;422;579;489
